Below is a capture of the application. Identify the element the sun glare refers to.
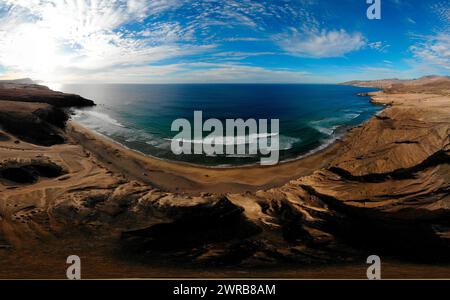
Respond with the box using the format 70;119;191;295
5;25;61;81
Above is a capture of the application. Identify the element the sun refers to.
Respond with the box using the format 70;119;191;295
3;24;64;82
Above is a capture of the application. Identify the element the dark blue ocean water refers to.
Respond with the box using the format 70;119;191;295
59;84;381;166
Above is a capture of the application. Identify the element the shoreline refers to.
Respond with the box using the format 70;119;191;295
68;119;345;193
65;90;382;176
69;119;348;170
68;86;381;170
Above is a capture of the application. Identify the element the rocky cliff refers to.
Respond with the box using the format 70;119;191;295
0;83;94;107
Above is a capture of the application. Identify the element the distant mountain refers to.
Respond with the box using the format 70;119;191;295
341;78;402;88
0;78;35;84
341;75;450;95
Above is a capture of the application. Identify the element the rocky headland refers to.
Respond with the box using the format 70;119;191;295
0;81;95;107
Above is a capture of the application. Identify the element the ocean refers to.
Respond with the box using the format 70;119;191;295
58;84;382;166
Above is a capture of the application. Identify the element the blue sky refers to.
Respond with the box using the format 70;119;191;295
0;0;448;83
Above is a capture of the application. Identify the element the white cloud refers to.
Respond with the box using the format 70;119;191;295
276;29;366;58
166;63;311;83
50;62;312;84
140;22;196;42
0;0;205;82
368;41;390;52
60;63;185;83
224;37;267;42
0;0;427;84
0;0;325;83
410;34;450;70
431;1;450;31
212;51;277;61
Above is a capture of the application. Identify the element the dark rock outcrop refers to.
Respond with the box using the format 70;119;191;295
0;83;94;107
0;159;65;184
0;82;94;146
121;196;262;261
0;101;67;146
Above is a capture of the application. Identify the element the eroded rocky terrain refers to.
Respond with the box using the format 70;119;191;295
0;77;449;277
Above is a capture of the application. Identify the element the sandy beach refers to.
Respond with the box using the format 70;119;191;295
0;76;449;278
67;121;343;194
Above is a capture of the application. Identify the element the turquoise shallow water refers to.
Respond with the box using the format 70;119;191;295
59;84;382;166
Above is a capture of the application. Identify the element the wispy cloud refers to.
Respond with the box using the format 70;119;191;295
165;63;312;83
60;62;312;84
410;33;450;70
276;28;366;58
431;1;450;32
368;41;390;53
212;51;278;61
0;0;207;81
0;0;442;83
0;0;322;82
224;37;267;42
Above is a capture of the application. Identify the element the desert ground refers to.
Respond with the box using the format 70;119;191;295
0;76;449;278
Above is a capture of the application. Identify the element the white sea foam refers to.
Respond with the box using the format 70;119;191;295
344;113;360;120
74;110;125;128
73;110;364;166
166;132;279;146
84;111;125;127
313;125;338;136
164;133;300;151
310;112;361;136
